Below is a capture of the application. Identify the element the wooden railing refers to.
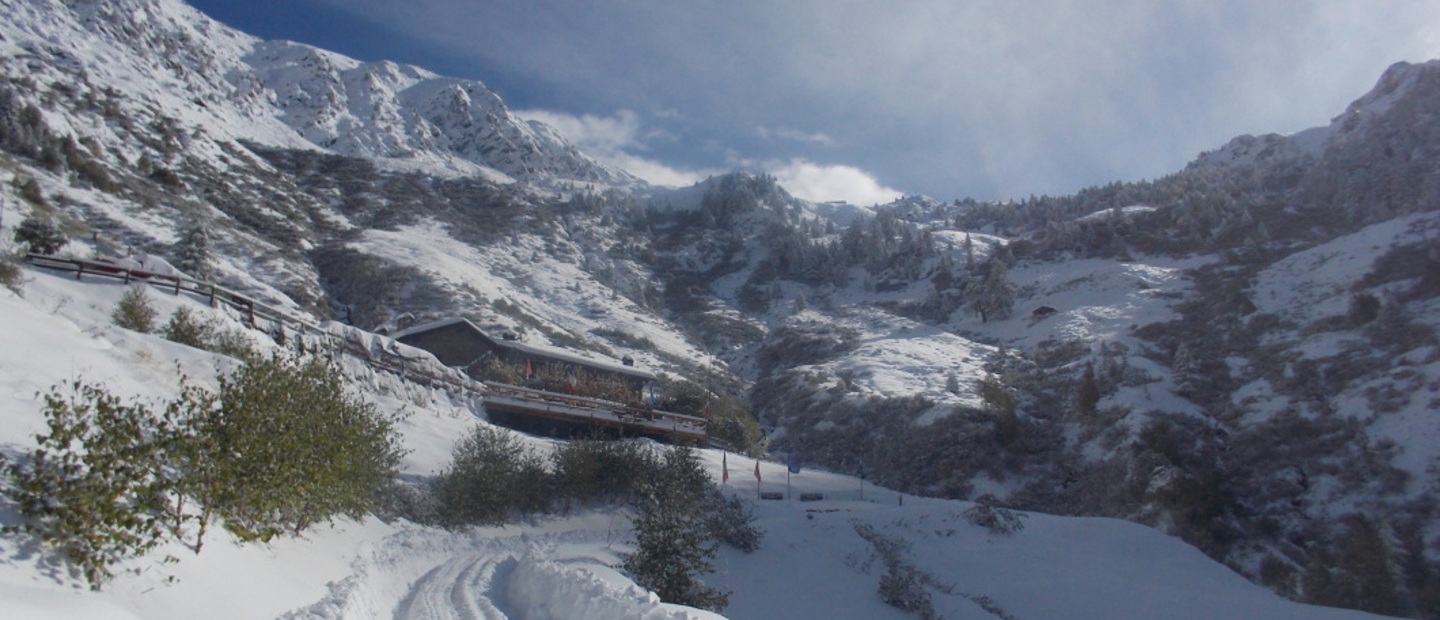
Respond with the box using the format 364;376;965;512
23;253;319;337
22;253;486;399
484;382;708;443
21;254;704;443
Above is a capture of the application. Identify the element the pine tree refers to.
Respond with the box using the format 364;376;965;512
622;446;730;611
1076;362;1101;418
171;221;214;280
967;259;1014;323
112;285;157;333
14;214;66;255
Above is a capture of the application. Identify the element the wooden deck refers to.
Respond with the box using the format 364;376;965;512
482;383;708;444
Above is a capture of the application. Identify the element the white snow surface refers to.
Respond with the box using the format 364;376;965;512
0;254;1399;619
1251;211;1440;323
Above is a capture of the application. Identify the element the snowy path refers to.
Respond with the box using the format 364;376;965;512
393;554;517;620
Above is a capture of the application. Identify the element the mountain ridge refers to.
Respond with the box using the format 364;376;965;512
2;0;1440;615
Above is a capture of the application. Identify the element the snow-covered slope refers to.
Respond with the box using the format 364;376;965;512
1191;59;1440;172
0;0;635;187
3;0;1440;615
0;267;1396;620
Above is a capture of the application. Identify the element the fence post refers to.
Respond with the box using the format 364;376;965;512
173;276;181;295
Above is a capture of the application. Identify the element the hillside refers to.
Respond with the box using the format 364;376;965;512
0;272;1393;620
1;0;1439;616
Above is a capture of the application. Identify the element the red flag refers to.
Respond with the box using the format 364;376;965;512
754;460;762;483
525;359;534;377
722;452;730;484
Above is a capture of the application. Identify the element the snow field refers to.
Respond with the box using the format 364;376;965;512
0;262;1398;620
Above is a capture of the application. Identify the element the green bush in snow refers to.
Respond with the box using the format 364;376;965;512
3;380;171;589
111;284;157;333
3;355;406;587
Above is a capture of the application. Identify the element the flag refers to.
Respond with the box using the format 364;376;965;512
647;383;657;408
754;460;762;483
525;359;534;377
703;390;711;418
787;453;801;475
566;369;576;392
722;452;730;484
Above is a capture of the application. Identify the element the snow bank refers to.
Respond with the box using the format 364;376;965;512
508;552;725;620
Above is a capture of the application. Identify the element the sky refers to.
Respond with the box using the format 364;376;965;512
187;0;1440;205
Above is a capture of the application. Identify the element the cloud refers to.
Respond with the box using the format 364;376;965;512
513;109;643;158
516;108;720;187
516;107;899;203
756;125;836;147
321;0;1440;200
761;159;904;206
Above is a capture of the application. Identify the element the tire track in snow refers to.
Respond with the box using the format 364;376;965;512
393;554;517;620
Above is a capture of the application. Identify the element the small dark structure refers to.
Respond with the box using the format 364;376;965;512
1031;306;1058;320
394;318;656;391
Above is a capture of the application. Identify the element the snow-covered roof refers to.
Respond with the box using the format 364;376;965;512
394;317;657;382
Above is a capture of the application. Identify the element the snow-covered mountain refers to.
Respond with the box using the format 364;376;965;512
0;0;635;186
2;0;1440;617
0;271;1394;620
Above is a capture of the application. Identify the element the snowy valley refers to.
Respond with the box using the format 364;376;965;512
2;0;1440;618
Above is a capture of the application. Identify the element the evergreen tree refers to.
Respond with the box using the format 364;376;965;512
1076;362;1101;418
160;306;213;349
171;221;214;280
112;285;157;333
967;259;1014;323
14;214;66;255
622;446;730;611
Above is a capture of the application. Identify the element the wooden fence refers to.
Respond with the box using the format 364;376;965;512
23;253;320;338
21;253;706;444
22;253;484;397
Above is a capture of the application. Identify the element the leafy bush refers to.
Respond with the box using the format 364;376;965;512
199;354;406;541
13;214;65;254
206;325;256;359
3;381;171;588
3;356;407;586
0;250;23;295
550;436;653;508
160;306;213;348
111;285;157;333
431;424;549;527
1302;515;1404;616
854;522;937;619
964;495;1027;535
701;489;763;553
